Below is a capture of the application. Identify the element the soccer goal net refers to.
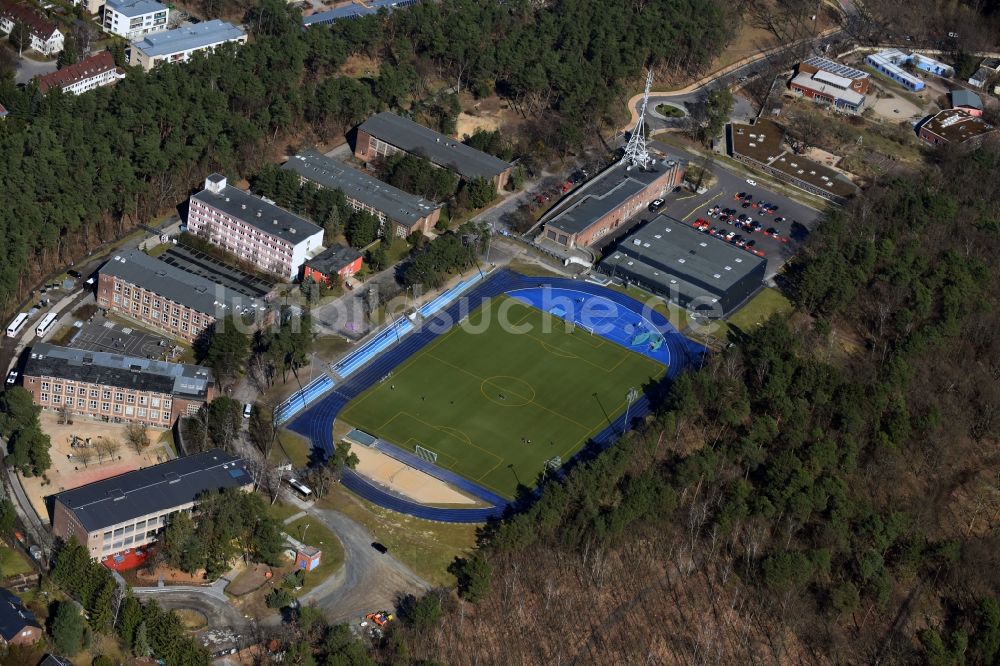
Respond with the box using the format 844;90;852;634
414;444;439;464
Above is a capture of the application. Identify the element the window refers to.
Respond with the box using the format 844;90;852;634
114;404;122;413
127;394;135;404
150;410;159;420
89;400;97;409
66;386;75;395
138;408;147;417
40;393;49;402
77;398;85;407
151;398;160;407
142;306;150;315
115;392;124;401
52;395;61;404
113;528;124;538
104;531;112;540
125;406;134;416
41;381;49;390
139;396;147;406
102;390;111;400
101;402;110;411
53;384;62;393
124;524;134;534
90;389;98;398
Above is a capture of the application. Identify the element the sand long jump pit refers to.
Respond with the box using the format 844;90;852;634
350;444;479;506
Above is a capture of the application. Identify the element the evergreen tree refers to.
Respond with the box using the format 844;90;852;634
51;601;86;655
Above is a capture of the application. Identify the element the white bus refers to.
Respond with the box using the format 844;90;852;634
35;313;57;338
6;313;28;337
286;478;313;499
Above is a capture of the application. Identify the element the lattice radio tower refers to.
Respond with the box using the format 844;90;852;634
623;69;654;170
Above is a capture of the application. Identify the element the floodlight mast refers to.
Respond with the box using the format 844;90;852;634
623;69;654;171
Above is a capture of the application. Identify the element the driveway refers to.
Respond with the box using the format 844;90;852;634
14;53;58;85
134;585;251;631
299;502;430;623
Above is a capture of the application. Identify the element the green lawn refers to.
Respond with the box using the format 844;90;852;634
726;287;793;332
283;516;345;595
655;103;684;118
339;296;664;498
323;487;478;587
0;543;33;577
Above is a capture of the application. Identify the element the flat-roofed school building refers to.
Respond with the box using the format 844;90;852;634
22;342;215;427
918;108;998;147
188;174;324;281
283;149;441;238
97;250;270;343
354;111;515;191
52;449;251;560
726;120;858;204
599;215;766;316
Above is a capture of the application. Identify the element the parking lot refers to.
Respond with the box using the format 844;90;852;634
636;164;824;281
68;318;174;360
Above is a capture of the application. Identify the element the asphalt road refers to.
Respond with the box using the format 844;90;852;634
13;54;58;86
299;503;430;623
135;585;251;631
653;155;823;281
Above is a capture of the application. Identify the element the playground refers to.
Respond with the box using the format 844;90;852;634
339;296;665;499
22;412;173;519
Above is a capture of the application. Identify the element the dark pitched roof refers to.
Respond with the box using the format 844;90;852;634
0;588;39;642
39;655;74;666
36;52;120;93
53;449;252;532
99;250;268;318
950;89;983;110
358;112;513;180
0;1;59;39
305;243;362;276
283;150;439;229
23;342;213;399
546;160;680;236
192;176;323;245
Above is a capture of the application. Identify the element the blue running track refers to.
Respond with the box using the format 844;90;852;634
287;269;705;523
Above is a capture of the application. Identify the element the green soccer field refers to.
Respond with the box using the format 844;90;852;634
339;296;665;499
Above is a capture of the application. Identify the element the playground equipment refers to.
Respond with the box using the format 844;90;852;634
364;611;394;627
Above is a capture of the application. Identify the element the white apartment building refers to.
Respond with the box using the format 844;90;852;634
102;0;168;40
129;19;246;71
35;51;124;95
188;174;324;281
0;1;63;56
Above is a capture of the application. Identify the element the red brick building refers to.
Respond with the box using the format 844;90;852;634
22;342;215;427
918;109;998;147
355;112;514;191
97;250;269;343
302;244;363;285
284;150;441;238
542;159;684;249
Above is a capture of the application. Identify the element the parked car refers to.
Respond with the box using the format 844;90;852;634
648;198;665;212
745;178;757;186
243;403;252;418
774;216;786;223
67;270;82;279
6;370;17;386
